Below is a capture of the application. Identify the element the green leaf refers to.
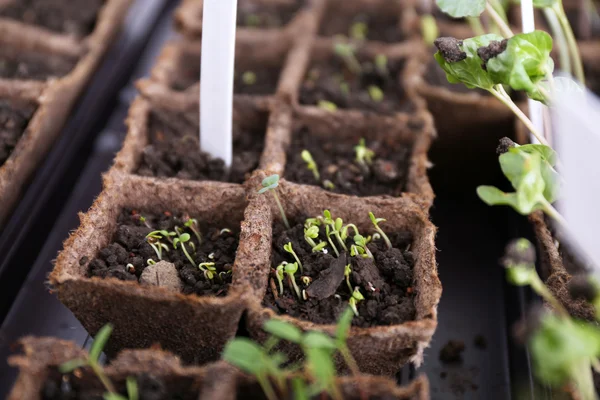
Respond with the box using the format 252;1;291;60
435;0;486;17
532;0;556;7
420;14;439;46
179;233;190;242
506;266;534;286
512;145;560;202
434;35;502;90
531;314;600;386
513;153;546;213
335;307;355;345
103;394;127;400
292;377;310;400
59;358;88;374
263;319;303;343
90;324;113;363
126;377;138;400
477;186;522;211
222;338;267;375
486;31;554;98
302;332;337;350
304;347;338;396
262;174;280;188
517;144;557;166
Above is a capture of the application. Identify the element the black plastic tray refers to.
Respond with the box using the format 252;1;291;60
0;2;539;398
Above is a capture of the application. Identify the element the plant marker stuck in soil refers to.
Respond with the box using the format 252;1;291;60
200;0;238;167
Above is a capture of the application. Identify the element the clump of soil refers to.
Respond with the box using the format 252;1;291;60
0;100;37;166
439;340;465;364
0;48;77;81
319;11;404;43
85;209;239;297
238;1;304;28
42;368;199;400
284;128;411;196
299;55;413;114
0;0;104;37
135;108;265;184
263;216;416;327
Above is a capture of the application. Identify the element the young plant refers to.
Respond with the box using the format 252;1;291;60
275;262;286;295
242;71;257;85
354;138;375;168
258;174;290;230
184;216;202;244
340;223;359;242
374;54;389;76
283;242;303;272
369;212;392;249
349;287;365;316
353;234;373;258
304;226;327;253
145;231;172;260
173;228;197;268
344;264;352;293
301;149;320;181
318;100;338;112
284;262;302;299
350;21;368;40
198;262;217;280
333;42;362;75
60;324;138;400
368;85;384;102
323;213;340;257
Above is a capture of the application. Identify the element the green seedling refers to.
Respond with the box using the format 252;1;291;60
304;217;321;229
349;287;365;316
350;244;365;257
258;174;290;229
220;228;232;235
173;231;197;268
318;100;338;112
329;216;348;252
275;262;286;295
420;14;439;46
301;276;312;286
198;262;217;280
304;226;327;253
325;223;340;257
284;262;302;299
184;216;202;244
374;54;389;76
60;324;138;400
218;270;232;281
323;180;336;190
242;71;257;85
353;234;373;258
146;259;156;266
138;215;152;229
339;81;350;96
333;42;362;75
350;21;368;40
283;242;303;272
301;149;320;181
145;231;173;260
340;223;359;242
354;138;375;168
368;85;384;102
369;212;392;249
344;264;352;293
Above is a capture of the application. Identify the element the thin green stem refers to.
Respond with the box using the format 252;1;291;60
552;4;585;84
181;243;197;268
467;17;486;36
257;374;278;400
272;191;290;229
543;8;571;75
90;362;117;395
488;86;550;146
485;2;513;38
572;361;596;400
529;271;570;319
541;200;568;230
326;225;340;257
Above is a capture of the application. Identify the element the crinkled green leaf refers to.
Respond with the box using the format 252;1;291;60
517;144;557;166
264;319;303;343
514;145;559;202
434;34;502;90
435;0;486;17
222;338;267;375
302;332;337;350
531;314;600;386
486;31;554;97
514;153;546;213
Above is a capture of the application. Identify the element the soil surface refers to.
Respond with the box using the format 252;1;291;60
263;218;416;327
0;48;77;81
439;340;465;364
319;10;404;43
238;1;304;28
0;0;104;37
42;369;199;400
284;128;411;196
136;108;264;184
0;100;37;166
169;51;281;96
85;209;239;297
299;56;413;114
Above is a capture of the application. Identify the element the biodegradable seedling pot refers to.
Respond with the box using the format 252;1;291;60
0;0;133;228
8;337;430;400
244;172;441;376
49;178;270;364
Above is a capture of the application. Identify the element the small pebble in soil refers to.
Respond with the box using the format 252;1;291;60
439;340;465;364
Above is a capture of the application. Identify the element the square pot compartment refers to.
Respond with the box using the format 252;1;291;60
8;337;431;399
317;0;411;44
149;36;290;97
110;84;271;186
244;173;441;376
260;104;434;209
175;0;314;39
0;46;78;82
298;37;425;115
49;179;264;364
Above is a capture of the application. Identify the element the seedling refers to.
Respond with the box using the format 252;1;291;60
301;276;312;286
304;226;328;253
353;235;373;258
333;42;363;75
184;216;202;244
301;149;320;181
138;215;152;229
145;231;173;260
350;244;366;257
354;138;375;168
220;228;233;235
60;324;138;400
242;71;257;85
369;212;392;249
325;222;340;257
283;242;303;272
329;216;348;252
349;287;365;316
173;231;197;268
374;54;389;76
304;217;321;229
284;262;302;299
350;21;368;40
198;262;217;280
368;85;384;102
344;264;352;293
258;174;290;229
218;270;232;281
146;259;156;266
318;100;338;112
323;180;336;190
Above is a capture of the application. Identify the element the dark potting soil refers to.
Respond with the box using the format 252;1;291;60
0;0;104;37
439;340;465;364
0;100;37;166
85;209;239;297
263;219;416;327
299;57;413;114
0;48;77;81
284;127;411;196
319;10;404;43
135;108;265;184
238;1;304;29
168;51;281;96
42;368;199;400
